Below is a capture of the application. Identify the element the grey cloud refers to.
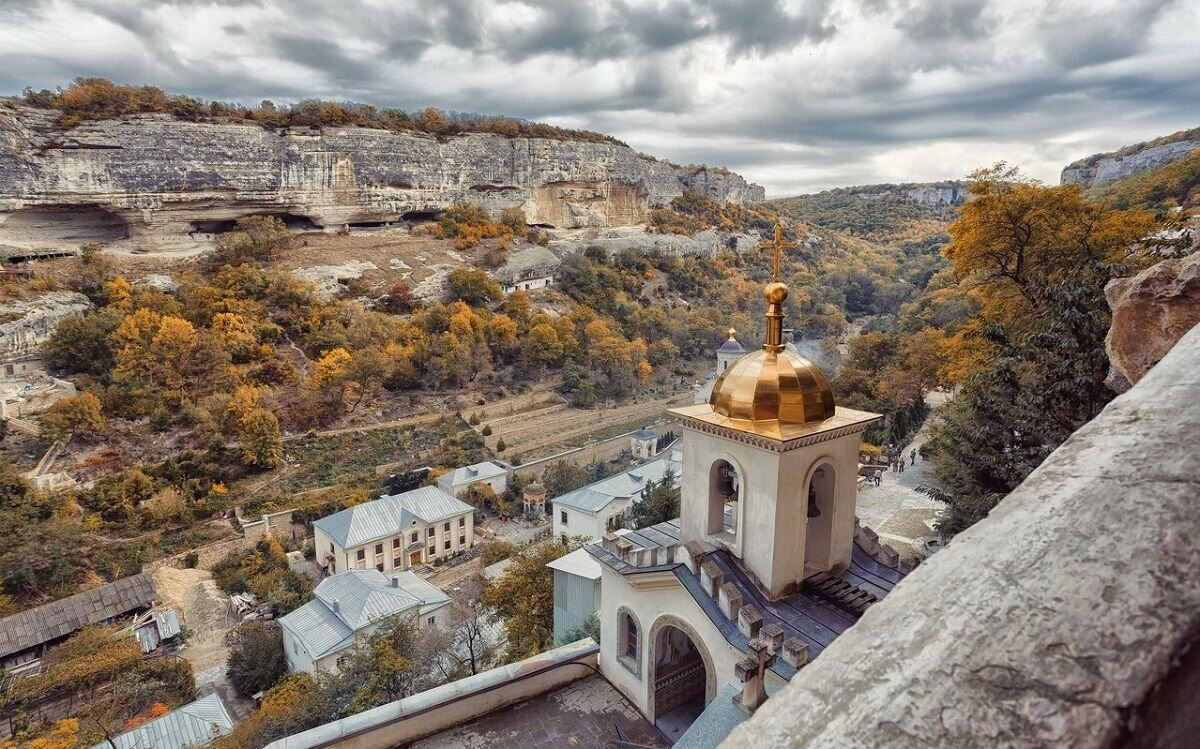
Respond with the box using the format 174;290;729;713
895;0;991;42
1037;0;1179;69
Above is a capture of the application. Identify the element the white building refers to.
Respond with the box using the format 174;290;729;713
493;245;560;295
280;569;450;674
312;486;475;575
629;427;658;461
694;328;746;404
588;247;910;742
437;461;508;497
552;451;682;542
548;547;603;644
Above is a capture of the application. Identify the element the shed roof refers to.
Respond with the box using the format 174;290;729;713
89;693;234;749
0;572;156;659
313;486;473;549
552;452;682;514
546;548;603;581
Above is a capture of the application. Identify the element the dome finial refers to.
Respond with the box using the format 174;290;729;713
758;224;798;353
727;326;737;340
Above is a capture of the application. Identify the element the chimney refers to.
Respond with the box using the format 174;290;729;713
391;576;399;588
330;598;339;612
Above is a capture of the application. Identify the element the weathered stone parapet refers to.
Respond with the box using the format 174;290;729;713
700;560;723;597
723;323;1200;748
718;582;743;621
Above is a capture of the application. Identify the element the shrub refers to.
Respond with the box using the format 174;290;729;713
227;623;288;698
481;424;492;436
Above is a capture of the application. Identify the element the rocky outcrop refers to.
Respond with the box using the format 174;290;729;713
1061;128;1199;188
848;181;968;206
1104;251;1200;392
546;225;760;258
0;102;763;251
0;291;91;358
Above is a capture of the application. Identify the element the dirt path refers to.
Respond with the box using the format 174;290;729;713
280;411;443;442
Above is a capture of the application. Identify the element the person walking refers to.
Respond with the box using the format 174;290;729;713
910;448;917;466
898;459;904;474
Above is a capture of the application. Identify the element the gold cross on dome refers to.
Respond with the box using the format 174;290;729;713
759;224;798;283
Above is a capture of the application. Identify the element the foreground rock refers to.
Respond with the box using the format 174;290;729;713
1104;251;1200;391
0;102;763;252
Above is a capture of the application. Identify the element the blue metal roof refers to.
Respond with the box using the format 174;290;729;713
437;461;507;490
280;569;451;659
312;486;473;549
90;693;234;749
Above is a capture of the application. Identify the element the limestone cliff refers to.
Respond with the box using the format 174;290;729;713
0;101;763;251
1061;126;1200;188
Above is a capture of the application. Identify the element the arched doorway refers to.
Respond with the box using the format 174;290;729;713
649;619;712;743
707;458;742;537
804;462;836;573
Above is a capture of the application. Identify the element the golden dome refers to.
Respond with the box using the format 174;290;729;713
707;223;835;425
708;348;835;424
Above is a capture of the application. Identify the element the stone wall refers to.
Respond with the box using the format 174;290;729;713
0;102;763;251
723;322;1200;748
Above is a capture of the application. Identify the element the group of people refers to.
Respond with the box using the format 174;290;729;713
870;448;918;486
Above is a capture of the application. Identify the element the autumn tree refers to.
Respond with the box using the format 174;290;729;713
484;540;576;660
41;392;106;442
926;165;1159;536
447;267;502;306
227;622;288;698
238;407;284;468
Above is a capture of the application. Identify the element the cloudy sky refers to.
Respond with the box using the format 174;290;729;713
1;0;1198;196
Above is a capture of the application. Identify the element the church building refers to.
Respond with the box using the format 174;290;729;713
588;226;909;743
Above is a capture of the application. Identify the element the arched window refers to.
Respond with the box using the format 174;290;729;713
804;463;836;570
707;459;741;537
617;607;641;676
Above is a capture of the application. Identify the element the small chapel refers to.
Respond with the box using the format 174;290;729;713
588;225;909;744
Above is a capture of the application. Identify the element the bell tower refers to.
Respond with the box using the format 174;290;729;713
669;225;882;598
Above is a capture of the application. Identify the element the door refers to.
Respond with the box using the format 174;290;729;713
410;550;422;567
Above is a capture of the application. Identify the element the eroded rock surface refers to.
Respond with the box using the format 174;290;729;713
1104;251;1200;391
0;102;763;252
0;291;91;357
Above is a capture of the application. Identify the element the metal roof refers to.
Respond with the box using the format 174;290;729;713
312;486;473;549
0;573;156;659
281;570;451;659
90;692;234;749
717;338;746;354
552;453;682;514
546;548;603;581
630;427;656;440
437;461;507;490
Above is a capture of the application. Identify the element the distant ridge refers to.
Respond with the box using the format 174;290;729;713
1061;126;1200;189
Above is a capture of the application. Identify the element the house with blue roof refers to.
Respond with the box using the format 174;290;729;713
551;450;682;542
312;486;475;576
279;568;451;674
436;460;508;497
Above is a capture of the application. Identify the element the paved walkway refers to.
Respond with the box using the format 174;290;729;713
855;392;949;561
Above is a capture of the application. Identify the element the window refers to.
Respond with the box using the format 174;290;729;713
708;459;741;536
427;527;435;538
444;540;450;550
428;545;436;557
560;510;568;526
411;532;418;543
443;522;450;532
458;517;466;528
459;535;466;546
392;538;400;549
329;543;334;554
376;563;384;572
427;616;435;626
617;608;640;676
375;543;383;556
356;549;365;561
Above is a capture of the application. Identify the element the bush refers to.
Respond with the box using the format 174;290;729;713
494;437;506;452
481;424;492;436
227;623;288;698
480;539;518;567
183;551;200;569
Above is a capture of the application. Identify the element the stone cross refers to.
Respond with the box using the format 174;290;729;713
734;637;775;714
758;224;798;284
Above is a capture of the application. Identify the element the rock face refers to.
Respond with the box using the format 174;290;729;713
0;102;763;251
1104;252;1200;392
1061;131;1199;188
0;291;91;358
724;322;1200;748
848;181;968;206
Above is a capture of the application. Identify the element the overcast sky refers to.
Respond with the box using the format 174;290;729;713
1;0;1198;196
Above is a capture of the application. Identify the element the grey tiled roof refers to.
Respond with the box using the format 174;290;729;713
493;246;560;283
281;569;451;659
552;453;681;514
313;486;472;549
0;572;156;659
90;692;234;749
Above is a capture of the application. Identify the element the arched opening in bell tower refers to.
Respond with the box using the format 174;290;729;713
803;462;836;574
650;623;711;743
707;459;741;537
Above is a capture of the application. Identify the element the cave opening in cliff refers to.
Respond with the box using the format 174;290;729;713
401;210;442;224
189;213;322;235
0;205;130;247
